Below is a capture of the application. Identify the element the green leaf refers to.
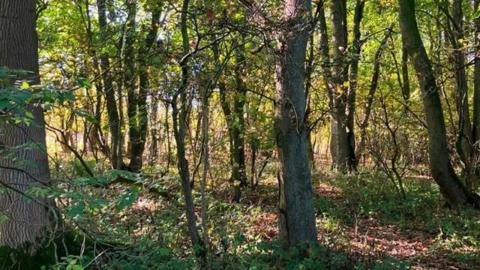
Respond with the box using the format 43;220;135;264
116;187;140;210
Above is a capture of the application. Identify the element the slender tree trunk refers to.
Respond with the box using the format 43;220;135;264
231;42;248;200
401;40;411;100
276;0;317;246
356;29;392;162
474;1;480;143
0;0;54;260
124;0;140;171
149;96;159;166
398;0;480;208
470;0;480;191
447;0;476;189
305;33;316;170
96;0;123;169
200;78;210;261
83;0;109;158
171;0;206;265
320;0;364;172
142;7;161;167
345;0;365;171
213;38;248;202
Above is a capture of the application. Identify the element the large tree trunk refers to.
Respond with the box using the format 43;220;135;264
96;0;123;169
398;0;479;207
0;0;54;259
329;0;350;172
276;0;317;246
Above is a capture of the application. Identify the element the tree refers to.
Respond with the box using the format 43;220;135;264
318;0;365;172
0;0;54;262
275;0;317;246
96;0;123;169
398;0;480;207
442;0;478;190
171;0;207;266
216;38;249;202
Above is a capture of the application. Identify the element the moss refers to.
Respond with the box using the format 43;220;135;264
0;243;56;270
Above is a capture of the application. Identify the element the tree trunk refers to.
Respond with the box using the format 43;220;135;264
401;40;411;100
214;38;248;202
356;29;391;162
474;1;480;144
149;96;159;166
171;0;206;265
231;42;248;201
276;0;317;246
471;0;480;191
474;1;480;143
124;0;141;172
320;0;365;172
96;0;123;169
398;0;480;208
0;0;54;259
447;0;477;189
142;7;161;167
345;0;365;171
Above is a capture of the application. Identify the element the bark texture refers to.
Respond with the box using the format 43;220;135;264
276;0;317;246
0;0;52;254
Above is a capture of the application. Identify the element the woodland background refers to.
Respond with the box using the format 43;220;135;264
0;0;480;269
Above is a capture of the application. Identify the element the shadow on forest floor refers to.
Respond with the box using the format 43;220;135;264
219;171;480;269
49;166;480;269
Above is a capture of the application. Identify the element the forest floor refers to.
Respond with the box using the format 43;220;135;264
313;180;477;270
59;165;480;269
240;172;480;270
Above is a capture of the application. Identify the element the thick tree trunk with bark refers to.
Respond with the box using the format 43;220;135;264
398;0;480;208
0;0;54;259
329;0;351;172
276;0;317;246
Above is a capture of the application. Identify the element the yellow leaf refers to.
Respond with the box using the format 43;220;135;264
20;81;30;90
